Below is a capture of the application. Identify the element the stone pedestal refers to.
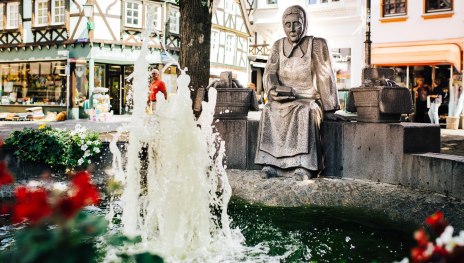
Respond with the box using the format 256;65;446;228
321;122;441;182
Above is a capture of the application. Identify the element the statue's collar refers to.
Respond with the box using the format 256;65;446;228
283;37;308;58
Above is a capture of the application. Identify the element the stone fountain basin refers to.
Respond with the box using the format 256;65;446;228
227;169;464;230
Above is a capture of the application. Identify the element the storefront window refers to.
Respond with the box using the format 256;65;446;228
94;64;106;88
0;61;67;105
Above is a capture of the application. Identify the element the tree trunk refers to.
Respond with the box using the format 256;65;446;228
179;0;212;105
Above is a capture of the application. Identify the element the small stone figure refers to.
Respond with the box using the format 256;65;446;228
255;5;340;180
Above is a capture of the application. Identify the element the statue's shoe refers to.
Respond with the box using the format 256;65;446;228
294;168;310;181
294;168;320;180
261;166;277;179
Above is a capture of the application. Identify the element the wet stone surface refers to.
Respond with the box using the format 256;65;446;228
227;169;464;230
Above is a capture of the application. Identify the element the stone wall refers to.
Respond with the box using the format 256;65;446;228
216;113;464;199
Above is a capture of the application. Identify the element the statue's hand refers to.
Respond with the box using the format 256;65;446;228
270;90;295;102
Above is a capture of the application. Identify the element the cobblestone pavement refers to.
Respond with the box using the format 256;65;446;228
1;116;464;156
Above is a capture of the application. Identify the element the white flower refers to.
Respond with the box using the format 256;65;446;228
94;147;100;153
84;150;91;157
436;225;454;247
81;144;88;151
52;182;68;192
78;158;84;166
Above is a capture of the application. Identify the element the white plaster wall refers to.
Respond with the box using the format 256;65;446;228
93;0;122;41
371;1;464;43
70;0;89;40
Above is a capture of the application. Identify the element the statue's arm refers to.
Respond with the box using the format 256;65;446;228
312;37;340;114
263;40;295;102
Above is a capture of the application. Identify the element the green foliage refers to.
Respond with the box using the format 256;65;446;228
4;125;102;170
0;211;107;263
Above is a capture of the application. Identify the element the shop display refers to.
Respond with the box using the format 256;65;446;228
0;62;66;106
88;87;112;122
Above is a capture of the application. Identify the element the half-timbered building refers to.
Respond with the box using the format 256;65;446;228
0;0;180;118
211;0;252;86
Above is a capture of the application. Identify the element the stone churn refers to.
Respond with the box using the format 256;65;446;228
194;71;259;119
347;68;413;123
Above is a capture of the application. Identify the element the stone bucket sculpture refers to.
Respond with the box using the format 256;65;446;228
194;71;259;119
348;68;414;123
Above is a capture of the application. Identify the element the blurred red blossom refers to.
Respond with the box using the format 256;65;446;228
0;161;13;187
13;186;52;223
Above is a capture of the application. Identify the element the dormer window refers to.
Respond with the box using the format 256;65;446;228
6;2;19;29
125;0;142;28
51;0;65;25
35;0;48;27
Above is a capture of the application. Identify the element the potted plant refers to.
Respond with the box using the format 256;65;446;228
446;73;463;130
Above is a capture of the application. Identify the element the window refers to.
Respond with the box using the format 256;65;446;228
210;30;219;63
7;2;19;29
267;0;277;4
148;3;162;31
51;0;65;24
169;9;179;34
225;34;235;65
125;0;142;28
0;5;4;30
35;0;48;26
425;0;452;13
382;0;407;17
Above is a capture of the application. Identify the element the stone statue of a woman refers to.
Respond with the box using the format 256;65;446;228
255;5;340;180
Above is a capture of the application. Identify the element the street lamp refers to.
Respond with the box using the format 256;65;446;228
83;2;95;30
83;3;94;18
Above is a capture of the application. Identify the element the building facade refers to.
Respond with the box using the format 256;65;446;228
0;0;180;118
248;0;365;101
371;0;463;120
211;0;253;86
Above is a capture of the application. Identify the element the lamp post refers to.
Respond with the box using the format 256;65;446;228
364;0;372;68
83;1;94;119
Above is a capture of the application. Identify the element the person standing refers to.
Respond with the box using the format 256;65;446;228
428;78;445;125
148;69;167;111
413;77;430;123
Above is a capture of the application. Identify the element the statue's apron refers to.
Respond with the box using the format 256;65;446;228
256;37;323;170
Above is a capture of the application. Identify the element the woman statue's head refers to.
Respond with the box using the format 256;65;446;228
282;5;307;43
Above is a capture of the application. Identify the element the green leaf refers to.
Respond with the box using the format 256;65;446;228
134;252;164;263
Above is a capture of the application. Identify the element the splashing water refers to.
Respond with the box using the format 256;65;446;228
106;11;252;262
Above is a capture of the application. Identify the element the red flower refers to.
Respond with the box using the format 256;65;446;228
425;211;448;235
431;245;448;258
414;229;429;248
56;171;100;219
411;247;430;263
71;171;100;207
0;161;13;187
12;186;52;224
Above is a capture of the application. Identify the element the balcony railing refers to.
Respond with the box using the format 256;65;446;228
249;42;270;56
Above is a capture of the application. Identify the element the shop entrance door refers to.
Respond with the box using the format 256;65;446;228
108;65;123;115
